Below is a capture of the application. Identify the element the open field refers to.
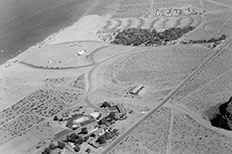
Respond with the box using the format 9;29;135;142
0;121;64;154
171;40;232;103
0;112;45;143
201;0;232;12
171;113;232;154
85;44;221;110
112;0;151;18
182;12;232;43
173;68;232;121
210;0;232;7
153;0;203;9
93;45;134;62
0;72;86;119
107;107;170;154
19;41;108;69
0;62;90;110
103;45;214;89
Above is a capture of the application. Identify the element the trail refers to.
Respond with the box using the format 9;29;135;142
18;61;93;70
202;0;232;9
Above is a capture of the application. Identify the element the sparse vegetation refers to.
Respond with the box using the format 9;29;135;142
172;114;232;154
180;34;226;49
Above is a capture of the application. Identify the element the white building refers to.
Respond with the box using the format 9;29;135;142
75;50;86;56
129;85;144;95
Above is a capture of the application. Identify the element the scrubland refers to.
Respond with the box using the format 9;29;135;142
172;42;232;102
171;114;232;154
107;107;170;154
173;68;232;121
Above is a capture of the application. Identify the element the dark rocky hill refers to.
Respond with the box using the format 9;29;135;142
209;97;232;130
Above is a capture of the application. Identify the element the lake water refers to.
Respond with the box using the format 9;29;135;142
0;0;95;65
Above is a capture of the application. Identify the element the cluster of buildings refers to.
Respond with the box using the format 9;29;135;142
65;112;101;130
41;141;65;154
152;7;203;17
47;102;127;154
75;50;87;56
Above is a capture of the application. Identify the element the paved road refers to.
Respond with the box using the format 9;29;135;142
100;40;232;154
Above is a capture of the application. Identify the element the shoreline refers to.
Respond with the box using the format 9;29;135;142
0;0;97;66
0;14;109;71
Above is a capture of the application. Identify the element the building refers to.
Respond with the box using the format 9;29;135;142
87;138;100;148
75;50;86;56
66;115;89;129
129;85;144;95
90;112;101;120
107;103;126;117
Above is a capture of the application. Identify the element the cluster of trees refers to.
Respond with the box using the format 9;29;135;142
62;131;90;152
98;112;117;126
111;26;195;46
41;141;65;154
181;34;226;45
96;129;119;144
78;127;88;135
100;101;111;108
64;132;89;145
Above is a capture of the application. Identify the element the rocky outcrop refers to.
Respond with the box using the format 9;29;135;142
209;97;232;130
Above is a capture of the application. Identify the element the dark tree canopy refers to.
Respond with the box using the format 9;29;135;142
96;135;107;144
49;143;56;150
111;27;195;46
100;101;111;108
57;141;65;149
74;145;80;152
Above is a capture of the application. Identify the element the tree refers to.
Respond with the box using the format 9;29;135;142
69;133;78;141
108;112;116;120
220;34;226;40
49;143;56;150
57;141;65;149
44;147;51;154
84;135;89;142
104;132;112;140
53;116;58;121
98;117;107;125
73;145;80;152
100;101;111;108
74;136;84;145
79;127;88;134
85;148;91;153
89;133;96;138
63;135;70;142
96;135;107;144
